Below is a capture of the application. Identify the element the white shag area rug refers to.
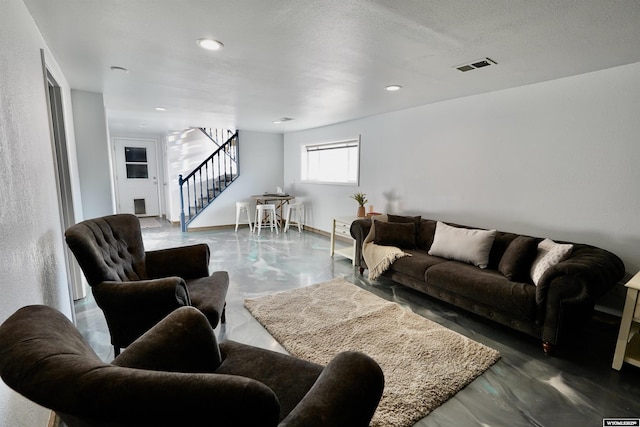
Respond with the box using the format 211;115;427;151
244;278;501;427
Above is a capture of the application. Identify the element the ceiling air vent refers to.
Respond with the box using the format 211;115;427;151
455;58;497;72
273;117;295;124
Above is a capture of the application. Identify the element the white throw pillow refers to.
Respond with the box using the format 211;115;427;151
530;238;573;286
428;222;496;268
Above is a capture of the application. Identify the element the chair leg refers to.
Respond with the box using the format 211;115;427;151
284;206;291;232
245;208;253;232
255;209;262;235
297;207;304;232
272;209;279;234
235;208;241;232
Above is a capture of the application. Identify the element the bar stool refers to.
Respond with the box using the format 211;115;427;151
254;204;279;236
235;201;253;232
284;200;305;232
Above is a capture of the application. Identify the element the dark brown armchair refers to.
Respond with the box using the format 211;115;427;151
0;305;384;427
65;214;228;355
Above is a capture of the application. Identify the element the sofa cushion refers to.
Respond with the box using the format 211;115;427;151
487;231;519;270
388;215;421;245
428;222;496;269
530;238;573;285
426;261;537;320
416;220;436;251
389;250;448;281
373;221;417;249
499;236;539;282
387;214;421;226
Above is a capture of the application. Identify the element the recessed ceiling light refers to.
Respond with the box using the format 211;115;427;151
155;107;167;111
196;38;224;51
110;66;128;73
385;85;402;91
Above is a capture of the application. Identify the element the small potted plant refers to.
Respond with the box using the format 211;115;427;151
351;192;368;217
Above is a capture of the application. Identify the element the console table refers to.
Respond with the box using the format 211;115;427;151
330;216;358;266
613;271;640;370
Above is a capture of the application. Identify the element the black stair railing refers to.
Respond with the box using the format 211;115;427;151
179;130;239;231
200;128;236;147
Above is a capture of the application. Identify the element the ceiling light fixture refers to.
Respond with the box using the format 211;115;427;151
155;107;167;111
196;38;224;51
385;85;402;91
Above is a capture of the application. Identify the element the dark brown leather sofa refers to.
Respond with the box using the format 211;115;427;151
351;216;625;354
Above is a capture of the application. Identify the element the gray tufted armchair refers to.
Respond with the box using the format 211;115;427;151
65;214;228;355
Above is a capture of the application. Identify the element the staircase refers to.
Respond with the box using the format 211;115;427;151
179;129;239;231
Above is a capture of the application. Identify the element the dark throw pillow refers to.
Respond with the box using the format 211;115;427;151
387;214;421;225
498;235;538;282
386;215;421;246
374;221;417;249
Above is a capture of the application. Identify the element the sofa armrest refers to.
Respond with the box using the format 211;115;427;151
92;278;190;347
535;245;625;306
535;245;625;345
146;243;210;279
350;219;372;270
113;306;222;373
279;351;384;427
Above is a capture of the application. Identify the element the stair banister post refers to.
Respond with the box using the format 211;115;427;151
179;174;186;232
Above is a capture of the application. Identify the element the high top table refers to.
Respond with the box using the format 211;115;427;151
251;194;294;228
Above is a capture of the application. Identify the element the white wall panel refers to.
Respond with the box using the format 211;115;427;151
284;62;640;275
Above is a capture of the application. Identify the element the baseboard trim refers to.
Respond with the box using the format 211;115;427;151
179;223;354;244
187;224;236;232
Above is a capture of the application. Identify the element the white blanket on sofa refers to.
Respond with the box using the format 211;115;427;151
362;214;411;281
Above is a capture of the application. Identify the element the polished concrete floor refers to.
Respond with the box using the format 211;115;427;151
74;221;640;426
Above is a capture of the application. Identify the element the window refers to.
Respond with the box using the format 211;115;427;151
124;147;149;179
301;137;360;185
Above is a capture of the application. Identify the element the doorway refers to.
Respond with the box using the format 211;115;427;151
43;51;85;303
113;138;160;217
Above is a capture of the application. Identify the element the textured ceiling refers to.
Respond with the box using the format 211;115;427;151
23;0;640;136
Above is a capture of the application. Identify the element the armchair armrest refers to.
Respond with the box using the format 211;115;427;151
60;368;281;427
350;219;372;270
92;278;190;348
279;351;384;427
114;306;222;373
146;243;210;279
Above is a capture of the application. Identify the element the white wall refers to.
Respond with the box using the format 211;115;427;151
166;130;284;228
71;89;115;219
0;1;75;425
284;62;640;276
165;129;218;222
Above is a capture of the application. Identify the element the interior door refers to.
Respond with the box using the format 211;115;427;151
114;138;160;217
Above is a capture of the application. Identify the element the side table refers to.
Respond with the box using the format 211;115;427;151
612;272;640;370
330;216;358;266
